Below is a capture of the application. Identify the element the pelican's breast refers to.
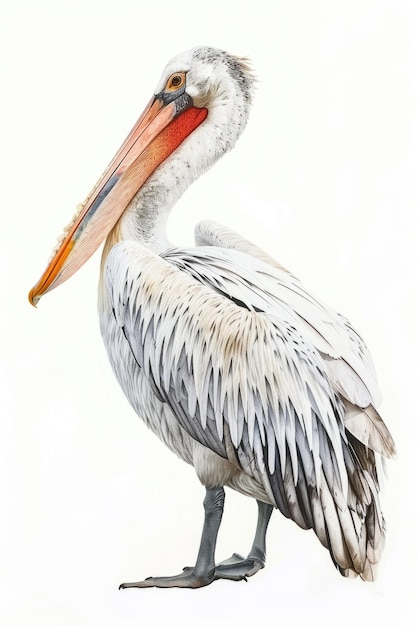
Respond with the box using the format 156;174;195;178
99;262;272;504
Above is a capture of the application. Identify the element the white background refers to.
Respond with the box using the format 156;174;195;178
2;1;416;624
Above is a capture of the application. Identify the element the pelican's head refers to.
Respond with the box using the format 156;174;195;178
28;46;255;306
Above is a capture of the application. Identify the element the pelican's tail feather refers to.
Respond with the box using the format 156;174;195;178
318;430;387;581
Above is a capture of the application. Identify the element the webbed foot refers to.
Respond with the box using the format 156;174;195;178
119;566;215;589
214;552;265;581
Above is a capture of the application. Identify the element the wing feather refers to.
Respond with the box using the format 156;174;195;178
104;232;395;581
195;222;373;383
194;221;396;458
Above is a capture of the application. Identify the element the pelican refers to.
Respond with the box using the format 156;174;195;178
29;46;396;588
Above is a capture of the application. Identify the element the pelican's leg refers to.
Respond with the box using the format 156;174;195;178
120;487;225;589
214;500;273;580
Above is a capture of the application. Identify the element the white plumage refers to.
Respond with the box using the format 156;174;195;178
99;217;394;582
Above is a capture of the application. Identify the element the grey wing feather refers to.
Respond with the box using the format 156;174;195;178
194;220;396;458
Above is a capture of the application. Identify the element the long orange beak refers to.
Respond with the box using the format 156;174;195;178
28;96;208;306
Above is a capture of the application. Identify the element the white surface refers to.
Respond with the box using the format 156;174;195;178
2;0;416;624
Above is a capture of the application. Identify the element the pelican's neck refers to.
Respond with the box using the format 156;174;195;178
100;144;198;280
99;152;194;308
118;189;172;254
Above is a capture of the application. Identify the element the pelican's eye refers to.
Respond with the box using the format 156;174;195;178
166;72;186;92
